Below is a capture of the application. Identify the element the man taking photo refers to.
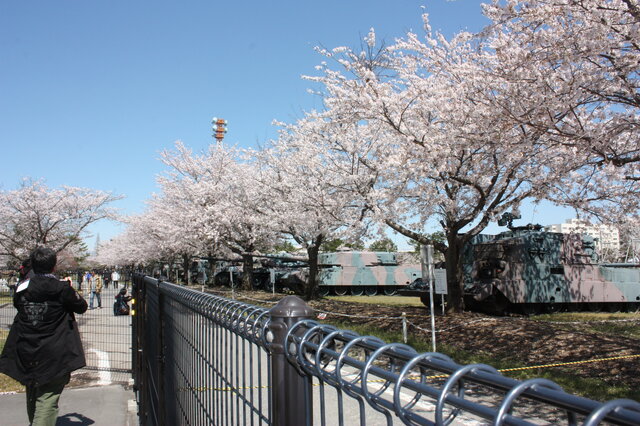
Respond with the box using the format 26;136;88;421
0;247;88;426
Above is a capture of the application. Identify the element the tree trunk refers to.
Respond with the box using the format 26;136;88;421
445;229;465;313
304;234;324;301
182;254;191;285
241;253;254;291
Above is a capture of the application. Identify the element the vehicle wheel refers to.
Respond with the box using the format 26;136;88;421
420;294;429;307
490;292;510;315
518;304;539;316
216;274;230;287
364;286;377;296
351;287;364;296
383;286;397;296
544;302;566;314
252;276;268;290
334;287;348;296
586;303;602;312
605;302;621;313
318;286;330;297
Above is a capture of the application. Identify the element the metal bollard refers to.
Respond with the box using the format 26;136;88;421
267;296;315;426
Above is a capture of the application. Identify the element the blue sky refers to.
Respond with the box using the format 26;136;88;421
0;0;575;250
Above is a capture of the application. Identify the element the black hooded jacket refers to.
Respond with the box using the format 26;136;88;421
0;274;88;386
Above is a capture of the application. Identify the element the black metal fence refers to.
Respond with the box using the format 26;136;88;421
131;275;640;425
132;275;273;425
75;281;133;385
0;278;133;386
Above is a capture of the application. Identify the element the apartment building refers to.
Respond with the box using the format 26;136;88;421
545;218;621;256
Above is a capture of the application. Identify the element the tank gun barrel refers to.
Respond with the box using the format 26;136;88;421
247;253;309;262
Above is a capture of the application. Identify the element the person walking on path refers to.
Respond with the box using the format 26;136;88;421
102;270;110;289
80;271;92;297
76;271;83;293
111;270;120;290
89;271;103;309
0;247;88;426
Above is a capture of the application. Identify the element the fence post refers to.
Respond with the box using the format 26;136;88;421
267;295;315;426
131;275;141;422
132;274;148;425
156;279;167;426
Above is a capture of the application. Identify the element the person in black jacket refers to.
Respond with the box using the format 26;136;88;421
0;247;87;426
113;287;132;315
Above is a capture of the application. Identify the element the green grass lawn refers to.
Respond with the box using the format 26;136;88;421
0;330;23;393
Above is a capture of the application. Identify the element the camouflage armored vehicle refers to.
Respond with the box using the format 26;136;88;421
210;255;309;293
317;251;422;296
210;252;420;296
465;225;640;314
254;256;308;293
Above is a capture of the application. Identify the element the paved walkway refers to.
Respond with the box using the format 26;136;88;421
0;384;137;425
0;284;138;425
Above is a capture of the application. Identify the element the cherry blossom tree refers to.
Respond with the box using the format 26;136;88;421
95;193;211;282
159;141;278;289
299;0;640;310
304;21;587;310
98;0;639;312
252;117;372;299
0;179;121;266
96;143;228;276
96;141;277;288
95;214;157;268
480;0;640;220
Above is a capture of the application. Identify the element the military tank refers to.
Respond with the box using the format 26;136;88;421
317;251;422;296
206;252;420;296
464;216;640;314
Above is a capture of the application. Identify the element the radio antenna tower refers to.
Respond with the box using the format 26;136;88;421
211;117;228;144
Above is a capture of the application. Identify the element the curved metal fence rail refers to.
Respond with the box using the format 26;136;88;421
131;275;640;425
286;320;640;425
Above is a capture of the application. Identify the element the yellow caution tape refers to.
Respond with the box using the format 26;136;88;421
497;354;640;374
179;354;640;392
420;354;640;380
180;384;270;392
